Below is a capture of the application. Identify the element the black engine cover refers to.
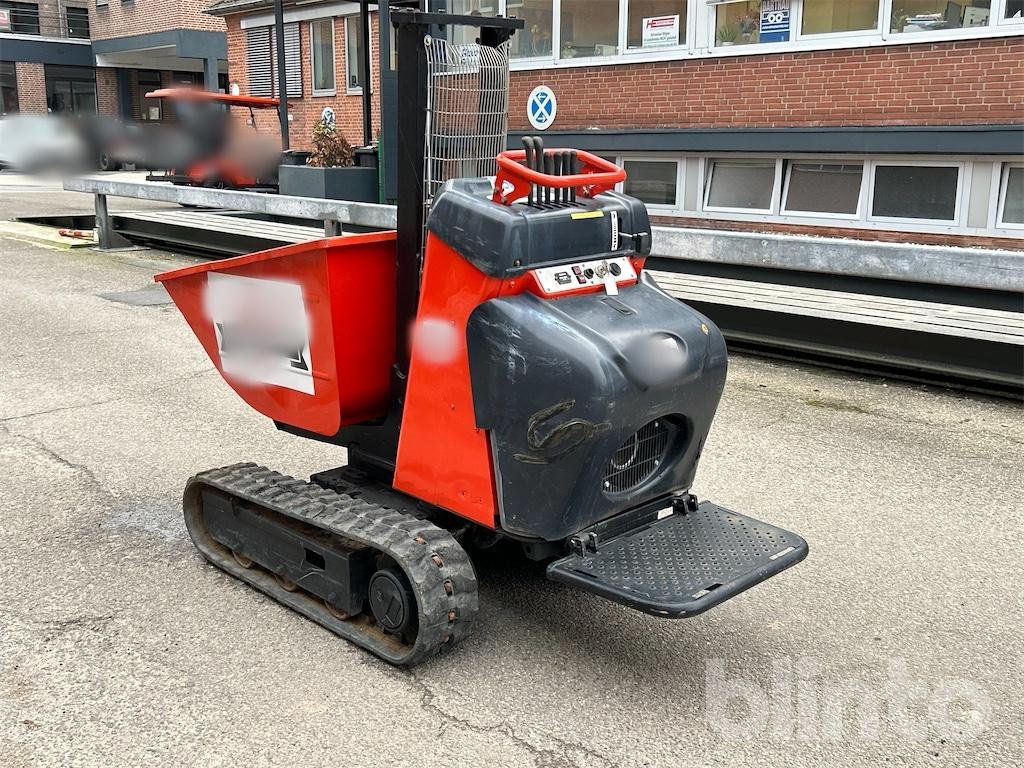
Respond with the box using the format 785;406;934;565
466;273;728;541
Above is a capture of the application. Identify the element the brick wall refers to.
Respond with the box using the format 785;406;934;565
14;62;47;113
508;37;1024;130
224;13;382;151
95;68;119;116
89;0;224;41
221;15;1022;145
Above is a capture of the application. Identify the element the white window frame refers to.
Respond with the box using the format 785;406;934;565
620;0;692;56
701;156;784;215
506;0;557;64
310;18;337;97
344;14;371;95
994;0;1024;25
556;0;624;63
995;162;1024;229
615;154;685;211
794;0;885;40
602;151;1021;239
497;0;1021;72
881;0;998;38
706;0;885;53
780;158;867;220
866;160;966;226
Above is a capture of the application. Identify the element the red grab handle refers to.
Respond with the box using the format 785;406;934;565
491;149;626;205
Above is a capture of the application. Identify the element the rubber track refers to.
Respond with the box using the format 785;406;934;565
182;463;478;666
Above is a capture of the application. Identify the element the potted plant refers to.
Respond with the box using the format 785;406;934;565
278;120;379;202
717;24;740;46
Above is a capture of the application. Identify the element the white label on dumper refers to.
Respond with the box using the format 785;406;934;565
205;273;314;395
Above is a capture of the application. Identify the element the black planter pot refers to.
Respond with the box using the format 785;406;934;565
278;164;378;202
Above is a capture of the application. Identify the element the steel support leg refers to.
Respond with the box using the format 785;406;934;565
94;194;132;250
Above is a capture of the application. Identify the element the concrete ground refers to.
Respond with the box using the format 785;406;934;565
1;179;1022;768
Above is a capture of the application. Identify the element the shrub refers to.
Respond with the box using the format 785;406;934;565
307;122;355;168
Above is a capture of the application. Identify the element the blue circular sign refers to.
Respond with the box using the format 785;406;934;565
527;86;557;131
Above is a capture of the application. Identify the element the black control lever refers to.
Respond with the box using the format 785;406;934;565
568;150;578;203
522;136;537;206
555;151;566;203
562;151;572;203
544;150;555;205
618;229;652;255
535;136;546;204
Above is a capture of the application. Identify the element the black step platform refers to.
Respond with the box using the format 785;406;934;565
547;501;808;617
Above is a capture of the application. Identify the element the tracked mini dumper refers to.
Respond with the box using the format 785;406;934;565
155;11;807;665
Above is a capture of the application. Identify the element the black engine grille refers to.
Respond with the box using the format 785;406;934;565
603;419;671;494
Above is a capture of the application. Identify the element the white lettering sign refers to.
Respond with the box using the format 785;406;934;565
641;15;680;48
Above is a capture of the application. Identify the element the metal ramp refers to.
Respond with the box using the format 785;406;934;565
112;209;323;255
649;270;1024;391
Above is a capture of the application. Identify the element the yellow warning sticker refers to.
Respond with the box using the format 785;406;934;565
570;211;605;220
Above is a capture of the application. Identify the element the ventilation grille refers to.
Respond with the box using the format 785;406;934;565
603;420;671;494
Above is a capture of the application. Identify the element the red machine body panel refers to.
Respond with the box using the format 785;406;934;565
392;233;645;529
155;233;397;436
392;237;509;528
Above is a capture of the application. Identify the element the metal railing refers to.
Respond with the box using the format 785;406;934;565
0;3;90;40
63;174;399;249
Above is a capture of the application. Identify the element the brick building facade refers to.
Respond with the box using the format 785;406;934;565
1;0;226;121
202;0;1021;251
221;9;382;148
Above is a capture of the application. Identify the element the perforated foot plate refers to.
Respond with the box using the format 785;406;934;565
546;502;808;617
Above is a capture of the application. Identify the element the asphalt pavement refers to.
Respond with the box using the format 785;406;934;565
0;177;1022;768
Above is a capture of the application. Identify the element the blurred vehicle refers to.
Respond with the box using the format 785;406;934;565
0;114;91;173
142;89;286;190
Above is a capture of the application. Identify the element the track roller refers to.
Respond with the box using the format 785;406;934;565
181;463;478;666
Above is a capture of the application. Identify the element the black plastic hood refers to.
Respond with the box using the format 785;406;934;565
466;273;728;541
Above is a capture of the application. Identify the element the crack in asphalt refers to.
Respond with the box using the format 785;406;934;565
0;366;216;424
2;419;612;766
363;659;617;768
0;421;112;498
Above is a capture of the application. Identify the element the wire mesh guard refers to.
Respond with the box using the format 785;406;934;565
603;420;672;494
422;36;511;207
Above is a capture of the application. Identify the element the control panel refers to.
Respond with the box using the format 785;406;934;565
532;257;634;296
532;257;637;296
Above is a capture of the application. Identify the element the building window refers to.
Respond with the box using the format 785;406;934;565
509;0;554;58
890;0;992;32
870;164;960;222
138;70;162;121
783;161;864;216
715;0;785;46
446;1;498;45
65;6;89;38
997;164;1024;227
345;16;369;92
311;18;336;95
623;159;679;206
561;0;619;57
1;61;18;115
801;0;879;34
246;27;273;97
1005;0;1024;20
705;159;777;211
626;0;687;48
44;65;96;114
0;1;40;34
245;24;302;98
